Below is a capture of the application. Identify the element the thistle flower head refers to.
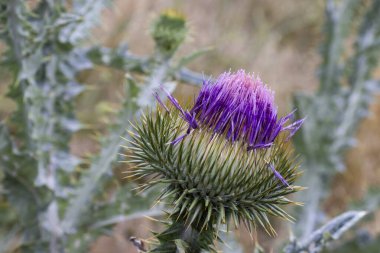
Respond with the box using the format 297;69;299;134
125;70;304;250
168;70;304;149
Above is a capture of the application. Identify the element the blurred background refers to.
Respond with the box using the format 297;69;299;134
0;0;379;252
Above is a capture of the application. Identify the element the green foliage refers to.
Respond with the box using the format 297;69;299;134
0;0;106;250
285;211;367;253
0;1;202;252
322;233;380;253
294;0;380;174
292;0;380;245
151;220;218;253
126;108;302;251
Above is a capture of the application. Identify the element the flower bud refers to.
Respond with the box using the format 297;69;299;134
151;9;187;57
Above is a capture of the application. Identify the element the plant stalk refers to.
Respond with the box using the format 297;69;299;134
152;220;209;253
296;165;325;240
62;53;174;232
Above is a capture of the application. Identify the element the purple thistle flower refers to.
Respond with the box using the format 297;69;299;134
160;70;304;148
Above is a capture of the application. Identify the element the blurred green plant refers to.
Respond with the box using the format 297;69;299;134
0;1;206;252
287;0;380;251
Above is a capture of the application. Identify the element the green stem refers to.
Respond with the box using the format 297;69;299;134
151;210;217;253
62;55;174;232
295;164;325;240
152;221;207;253
87;46;206;87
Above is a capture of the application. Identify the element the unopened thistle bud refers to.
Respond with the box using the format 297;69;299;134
151;9;187;57
125;70;304;252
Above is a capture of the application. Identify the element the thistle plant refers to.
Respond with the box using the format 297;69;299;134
0;2;206;252
291;0;380;244
279;0;380;252
126;70;305;252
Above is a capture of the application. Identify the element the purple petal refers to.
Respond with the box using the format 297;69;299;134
283;117;306;141
268;163;289;187
184;111;198;129
280;109;296;124
170;134;188;145
247;142;273;151
161;87;186;116
153;91;169;112
160;88;199;145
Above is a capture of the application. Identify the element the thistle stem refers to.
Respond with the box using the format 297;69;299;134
179;226;203;253
296;166;326;240
63;52;173;232
152;218;214;253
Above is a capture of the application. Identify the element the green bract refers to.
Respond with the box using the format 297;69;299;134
126;107;303;252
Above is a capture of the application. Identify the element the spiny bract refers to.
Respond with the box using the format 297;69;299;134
124;70;304;250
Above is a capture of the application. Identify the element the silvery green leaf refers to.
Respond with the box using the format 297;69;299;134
67;49;93;71
54;13;82;28
59;61;76;79
219;232;244;253
364;80;380;92
19;50;43;80
40;202;64;237
51;152;81;172
60;117;82;132
285;211;367;253
58;0;106;44
0;228;19;253
162;81;176;94
176;47;212;69
62;81;84;100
